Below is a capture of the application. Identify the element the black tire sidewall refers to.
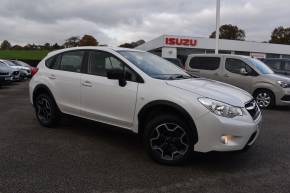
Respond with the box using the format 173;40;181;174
35;94;59;127
143;114;194;165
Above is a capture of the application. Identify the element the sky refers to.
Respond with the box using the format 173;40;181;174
0;0;290;46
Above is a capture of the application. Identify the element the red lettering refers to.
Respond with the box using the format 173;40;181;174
165;37;197;47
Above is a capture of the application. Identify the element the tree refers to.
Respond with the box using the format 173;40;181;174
1;40;12;50
269;26;290;45
79;35;98;46
119;39;145;48
64;36;80;48
52;43;63;50
42;43;51;50
210;24;245;41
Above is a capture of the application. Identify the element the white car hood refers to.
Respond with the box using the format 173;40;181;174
166;78;253;107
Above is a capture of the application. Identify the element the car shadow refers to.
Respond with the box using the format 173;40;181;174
55;115;256;172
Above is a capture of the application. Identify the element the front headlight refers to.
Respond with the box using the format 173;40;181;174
198;97;243;118
277;80;290;88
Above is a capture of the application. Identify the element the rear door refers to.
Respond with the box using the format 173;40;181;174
44;50;84;115
186;56;222;81
222;57;258;92
80;50;139;129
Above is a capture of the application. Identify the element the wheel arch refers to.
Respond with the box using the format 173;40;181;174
32;84;60;110
138;100;198;144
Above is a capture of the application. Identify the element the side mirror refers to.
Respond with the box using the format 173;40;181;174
240;68;248;75
107;69;127;87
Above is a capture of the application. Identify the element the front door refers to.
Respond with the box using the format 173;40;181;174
80;50;139;129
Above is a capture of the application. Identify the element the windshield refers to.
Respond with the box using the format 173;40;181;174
249;58;273;74
117;51;190;80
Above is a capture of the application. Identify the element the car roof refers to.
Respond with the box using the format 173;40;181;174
47;46;145;58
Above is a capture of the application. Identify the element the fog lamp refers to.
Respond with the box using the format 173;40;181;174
221;135;235;144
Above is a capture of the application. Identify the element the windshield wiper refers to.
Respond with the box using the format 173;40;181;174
169;74;192;80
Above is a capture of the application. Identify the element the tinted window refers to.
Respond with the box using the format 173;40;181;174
226;58;257;76
88;51;138;82
264;60;282;70
59;51;84;72
284;61;290;71
189;57;220;70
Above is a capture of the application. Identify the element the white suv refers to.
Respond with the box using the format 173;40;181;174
29;47;262;165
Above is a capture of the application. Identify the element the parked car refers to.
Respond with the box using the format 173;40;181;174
185;54;290;109
2;60;31;79
10;60;37;77
30;47;261;165
163;57;184;68
0;61;20;82
260;58;290;76
0;60;21;81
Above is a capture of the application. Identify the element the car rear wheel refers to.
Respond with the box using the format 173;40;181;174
35;93;60;127
254;89;275;109
143;114;194;165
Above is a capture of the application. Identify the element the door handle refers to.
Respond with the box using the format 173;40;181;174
224;74;230;78
214;72;219;76
48;74;56;80
82;80;92;87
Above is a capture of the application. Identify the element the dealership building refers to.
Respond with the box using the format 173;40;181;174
136;35;290;63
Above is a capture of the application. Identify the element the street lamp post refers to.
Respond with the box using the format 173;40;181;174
215;0;220;54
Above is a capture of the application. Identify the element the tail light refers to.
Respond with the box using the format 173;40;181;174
31;67;38;76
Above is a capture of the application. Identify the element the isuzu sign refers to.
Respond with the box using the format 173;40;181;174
165;37;197;47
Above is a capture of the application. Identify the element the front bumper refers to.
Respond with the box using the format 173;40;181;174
276;88;290;106
194;109;262;153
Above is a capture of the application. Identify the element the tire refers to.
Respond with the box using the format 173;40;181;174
34;93;60;127
254;89;275;109
143;114;195;165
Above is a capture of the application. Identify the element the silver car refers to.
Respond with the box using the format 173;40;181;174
185;54;290;108
0;60;20;82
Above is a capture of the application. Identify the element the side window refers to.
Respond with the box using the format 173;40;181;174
45;55;59;69
189;57;220;70
88;51;138;82
59;51;84;73
284;61;290;71
266;60;282;70
225;58;257;76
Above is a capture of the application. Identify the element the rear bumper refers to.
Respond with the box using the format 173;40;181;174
194;110;262;153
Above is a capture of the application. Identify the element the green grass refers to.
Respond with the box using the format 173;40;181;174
0;50;50;60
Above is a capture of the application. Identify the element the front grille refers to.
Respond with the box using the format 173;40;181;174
245;100;260;120
13;71;19;75
0;72;9;75
281;95;290;101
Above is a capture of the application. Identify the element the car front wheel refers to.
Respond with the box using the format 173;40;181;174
254;89;275;109
143;114;194;165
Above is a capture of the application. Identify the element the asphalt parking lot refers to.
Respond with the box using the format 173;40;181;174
0;82;290;193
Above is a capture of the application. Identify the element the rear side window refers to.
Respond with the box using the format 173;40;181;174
45;51;84;72
189;57;220;70
59;51;84;73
